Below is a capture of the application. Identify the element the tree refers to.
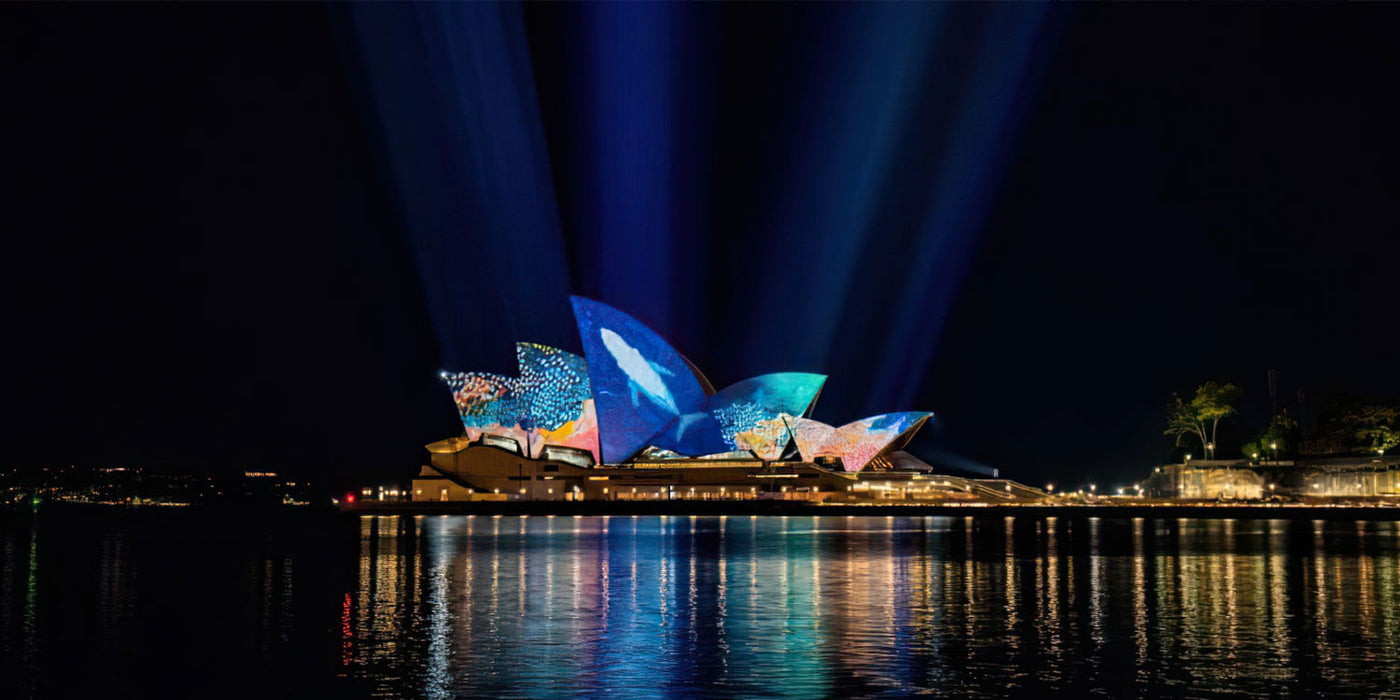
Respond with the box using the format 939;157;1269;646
1260;412;1299;455
1243;412;1299;461
1164;382;1242;459
1191;381;1241;456
1301;396;1384;455
1240;440;1261;461
1346;404;1400;454
1164;393;1207;455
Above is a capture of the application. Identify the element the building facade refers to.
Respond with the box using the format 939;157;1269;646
414;297;1039;503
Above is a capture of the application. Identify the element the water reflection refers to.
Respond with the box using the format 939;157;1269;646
337;516;1400;697
4;514;1400;697
0;511;358;697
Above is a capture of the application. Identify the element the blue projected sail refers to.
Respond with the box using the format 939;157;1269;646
571;297;707;463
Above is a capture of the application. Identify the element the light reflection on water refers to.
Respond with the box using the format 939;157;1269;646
341;516;1400;697
4;513;1400;697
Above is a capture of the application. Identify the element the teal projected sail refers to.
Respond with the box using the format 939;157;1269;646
650;372;826;459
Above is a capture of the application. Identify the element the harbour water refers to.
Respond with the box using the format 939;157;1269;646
4;510;1400;697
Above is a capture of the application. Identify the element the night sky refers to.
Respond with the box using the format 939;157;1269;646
5;5;1399;492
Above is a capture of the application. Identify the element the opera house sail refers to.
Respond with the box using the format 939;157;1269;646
414;296;972;503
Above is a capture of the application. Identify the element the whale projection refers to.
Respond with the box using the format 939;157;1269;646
600;328;679;415
572;297;707;463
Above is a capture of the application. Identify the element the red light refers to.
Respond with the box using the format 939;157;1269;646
345;493;356;504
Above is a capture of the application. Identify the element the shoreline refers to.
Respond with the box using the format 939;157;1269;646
11;500;1400;522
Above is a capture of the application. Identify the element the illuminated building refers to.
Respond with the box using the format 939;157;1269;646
1146;458;1400;501
415;297;1039;502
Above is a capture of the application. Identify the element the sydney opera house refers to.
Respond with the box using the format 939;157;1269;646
413;297;1040;503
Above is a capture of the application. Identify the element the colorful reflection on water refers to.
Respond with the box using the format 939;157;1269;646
5;512;1400;697
343;515;1400;697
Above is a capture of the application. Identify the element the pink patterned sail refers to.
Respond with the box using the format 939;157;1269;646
789;412;932;472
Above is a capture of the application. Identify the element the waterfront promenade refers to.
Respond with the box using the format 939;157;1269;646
343;499;1400;521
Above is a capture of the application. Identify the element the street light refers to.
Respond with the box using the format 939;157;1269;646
1207;442;1215;459
1270;442;1278;461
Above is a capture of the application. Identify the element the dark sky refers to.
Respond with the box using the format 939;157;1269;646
4;5;1398;492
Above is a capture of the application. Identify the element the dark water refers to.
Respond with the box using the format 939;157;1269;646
4;510;1400;697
